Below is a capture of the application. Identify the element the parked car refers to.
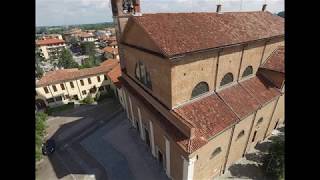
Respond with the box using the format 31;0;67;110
42;139;56;155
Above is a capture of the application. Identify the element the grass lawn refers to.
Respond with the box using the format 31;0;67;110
45;103;74;115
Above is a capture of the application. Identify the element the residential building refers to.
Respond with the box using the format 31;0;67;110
36;38;66;60
40;34;63;40
79;32;96;42
63;28;82;42
35;59;119;110
102;46;119;59
111;1;284;180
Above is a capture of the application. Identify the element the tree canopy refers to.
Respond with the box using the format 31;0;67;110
262;136;284;179
277;11;284;18
57;49;79;69
80;42;96;55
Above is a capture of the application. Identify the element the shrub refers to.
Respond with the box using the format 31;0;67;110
262;136;284;179
81;94;95;104
35;112;48;162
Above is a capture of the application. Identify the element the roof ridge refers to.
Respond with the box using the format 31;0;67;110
131;17;170;57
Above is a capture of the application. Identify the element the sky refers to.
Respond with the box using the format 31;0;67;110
36;0;284;26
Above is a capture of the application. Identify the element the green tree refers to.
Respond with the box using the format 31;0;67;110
262;136;284;179
35;112;48;162
277;11;284;18
80;55;99;69
58;49;79;69
80;42;96;55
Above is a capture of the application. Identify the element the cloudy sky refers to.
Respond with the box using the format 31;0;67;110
36;0;284;26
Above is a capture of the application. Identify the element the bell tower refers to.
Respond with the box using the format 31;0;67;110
110;0;141;70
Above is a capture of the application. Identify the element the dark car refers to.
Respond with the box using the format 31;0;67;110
42;139;56;155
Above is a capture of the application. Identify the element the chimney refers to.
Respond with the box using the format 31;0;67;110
262;4;267;11
216;4;222;13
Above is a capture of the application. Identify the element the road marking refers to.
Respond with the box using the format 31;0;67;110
55;151;77;180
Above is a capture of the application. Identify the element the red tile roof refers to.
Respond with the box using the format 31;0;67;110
36;59;118;87
173;94;238;140
102;47;119;55
106;63;122;88
36;38;65;46
127;11;284;57
240;75;281;106
218;84;260;119
261;46;284;73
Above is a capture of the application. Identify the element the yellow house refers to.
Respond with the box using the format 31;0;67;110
35;59;120;110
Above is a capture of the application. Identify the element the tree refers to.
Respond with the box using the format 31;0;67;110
277;11;284;18
57;49;79;69
262;136;284;179
35;112;48;162
80;42;96;55
35;49;45;78
80;55;99;69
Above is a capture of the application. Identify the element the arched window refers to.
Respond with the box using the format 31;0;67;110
191;82;209;99
135;61;152;89
257;117;263;126
220;73;234;86
237;130;245;140
211;147;222;159
242;66;253;78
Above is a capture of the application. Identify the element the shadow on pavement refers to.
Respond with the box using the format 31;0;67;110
43;98;122;180
228;163;265;180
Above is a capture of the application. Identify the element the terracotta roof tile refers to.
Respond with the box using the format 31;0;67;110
127;11;284;57
37;59;118;87
261;46;284;73
106;63;122;88
218;83;260;119
102;47;119;55
36;38;65;46
240;75;281;106
173;94;238;140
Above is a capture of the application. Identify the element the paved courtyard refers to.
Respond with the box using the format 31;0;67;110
36;99;169;180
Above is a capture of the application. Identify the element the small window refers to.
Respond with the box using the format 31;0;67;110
191;82;209;99
237;130;245;140
82;90;87;95
211;147;222;159
60;84;65;90
97;76;101;82
257;117;263;126
43;87;49;94
242;66;253;78
73;95;79;100
80;80;84;86
70;82;74;88
52;85;57;92
55;96;62;101
220;73;234;86
88;78;92;84
47;98;54;103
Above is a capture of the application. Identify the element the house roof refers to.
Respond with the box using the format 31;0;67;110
79;32;95;38
36;38;65;46
261;46;284;73
36;59;119;87
218;83;260;119
125;11;284;57
102;47;119;55
240;75;281;106
173;94;238;141
106;63;122;88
